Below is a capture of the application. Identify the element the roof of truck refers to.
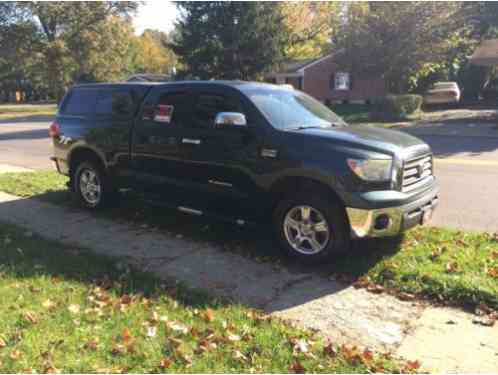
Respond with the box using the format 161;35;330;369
71;80;286;92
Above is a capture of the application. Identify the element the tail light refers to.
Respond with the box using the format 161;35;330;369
48;121;60;138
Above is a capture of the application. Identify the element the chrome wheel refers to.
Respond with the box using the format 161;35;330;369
79;168;101;206
283;205;330;255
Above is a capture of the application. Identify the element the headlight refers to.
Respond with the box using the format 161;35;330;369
347;158;393;181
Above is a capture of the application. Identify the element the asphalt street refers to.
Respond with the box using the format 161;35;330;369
0;120;497;233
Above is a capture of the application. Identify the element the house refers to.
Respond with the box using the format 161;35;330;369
267;52;387;104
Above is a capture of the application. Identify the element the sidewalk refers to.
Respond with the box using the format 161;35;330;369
0;189;497;372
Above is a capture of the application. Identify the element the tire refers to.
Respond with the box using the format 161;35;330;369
273;193;351;264
73;161;115;209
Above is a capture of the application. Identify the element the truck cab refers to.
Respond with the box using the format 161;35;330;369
51;81;439;263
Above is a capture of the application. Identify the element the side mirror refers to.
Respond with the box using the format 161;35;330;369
214;112;247;129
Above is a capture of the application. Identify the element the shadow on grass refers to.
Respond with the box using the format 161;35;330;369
1;221;227;309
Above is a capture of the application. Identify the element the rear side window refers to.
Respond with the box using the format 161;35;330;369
61;88;97;115
192;93;242;128
96;89;143;117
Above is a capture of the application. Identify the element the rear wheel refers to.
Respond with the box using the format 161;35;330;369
73;161;115;209
273;193;350;263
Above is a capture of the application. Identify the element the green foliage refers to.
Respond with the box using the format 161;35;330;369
370;95;422;122
0;2;178;103
330;104;370;123
171;2;288;80
334;2;461;94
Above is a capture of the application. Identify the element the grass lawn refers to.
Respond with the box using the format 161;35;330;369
0;222;411;373
0;104;57;120
330;104;370;124
0;171;497;312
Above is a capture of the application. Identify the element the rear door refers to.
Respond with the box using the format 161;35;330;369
130;86;194;200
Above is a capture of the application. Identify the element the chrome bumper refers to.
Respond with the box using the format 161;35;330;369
346;191;439;238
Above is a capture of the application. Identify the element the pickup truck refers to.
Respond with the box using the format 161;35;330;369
50;81;439;263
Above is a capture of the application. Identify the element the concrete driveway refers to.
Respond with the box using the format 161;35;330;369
0;113;497;233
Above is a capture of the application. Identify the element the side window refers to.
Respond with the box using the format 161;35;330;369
152;91;190;127
61;88;97;115
192;93;242;129
96;90;136;117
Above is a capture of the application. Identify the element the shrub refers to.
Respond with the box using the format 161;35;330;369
370;94;423;121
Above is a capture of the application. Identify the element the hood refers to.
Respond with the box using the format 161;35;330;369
288;125;429;156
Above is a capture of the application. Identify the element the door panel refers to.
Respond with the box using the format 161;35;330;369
179;90;264;218
130;89;193;199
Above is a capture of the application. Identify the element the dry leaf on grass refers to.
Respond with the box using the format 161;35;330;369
68;304;80;314
23;311;38;324
159;358;173;369
202;308;215;322
289;361;306;373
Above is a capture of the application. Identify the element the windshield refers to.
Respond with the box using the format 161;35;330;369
244;87;347;130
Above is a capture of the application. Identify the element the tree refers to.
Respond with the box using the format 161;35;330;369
280;2;343;59
14;1;139;99
131;30;178;75
171;2;288;80
333;2;460;93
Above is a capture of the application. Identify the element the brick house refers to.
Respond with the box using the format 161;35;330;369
267;52;387;104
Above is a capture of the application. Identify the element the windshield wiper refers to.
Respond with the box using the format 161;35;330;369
287;123;340;131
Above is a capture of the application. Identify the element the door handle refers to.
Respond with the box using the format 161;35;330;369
182;138;201;145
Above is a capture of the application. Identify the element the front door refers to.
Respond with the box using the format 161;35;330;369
178;89;264;219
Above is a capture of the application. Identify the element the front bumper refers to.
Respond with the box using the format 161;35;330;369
346;183;439;238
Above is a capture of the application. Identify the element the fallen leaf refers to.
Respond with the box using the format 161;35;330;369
122;328;132;343
362;349;374;362
111;344;126;356
445;261;459;273
42;299;56;310
68;304;80;314
10;349;22;360
23;311;38;324
120;294;132;305
353;275;371;289
175;349;192;364
289;361;306;373
293;339;309;354
233;350;248;362
367;284;384;294
0;338;6;349
44;366;61;374
405;360;421;371
147;326;157;338
28;285;41;293
203;308;215;322
83;339;99;351
225;333;241;343
167;321;189;335
323;342;337;357
486;267;498;279
397;292;416;301
159;358;173;369
472;316;496;327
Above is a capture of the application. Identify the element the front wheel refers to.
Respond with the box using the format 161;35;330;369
273;193;351;263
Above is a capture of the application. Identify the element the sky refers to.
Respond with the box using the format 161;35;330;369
133;1;179;35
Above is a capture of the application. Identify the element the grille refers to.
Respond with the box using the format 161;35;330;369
401;153;433;192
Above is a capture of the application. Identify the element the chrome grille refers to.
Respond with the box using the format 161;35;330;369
401;153;433;192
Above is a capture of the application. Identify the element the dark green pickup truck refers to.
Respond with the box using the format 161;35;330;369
50;81;439;262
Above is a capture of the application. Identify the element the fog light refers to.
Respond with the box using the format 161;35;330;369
374;214;391;230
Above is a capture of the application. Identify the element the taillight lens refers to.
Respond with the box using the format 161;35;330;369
48;121;60;138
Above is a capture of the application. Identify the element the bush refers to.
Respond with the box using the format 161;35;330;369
370;94;423;121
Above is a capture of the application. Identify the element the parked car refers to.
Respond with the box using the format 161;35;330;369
423;81;461;106
50;81;439;263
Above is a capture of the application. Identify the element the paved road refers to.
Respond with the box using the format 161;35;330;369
0;120;497;232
